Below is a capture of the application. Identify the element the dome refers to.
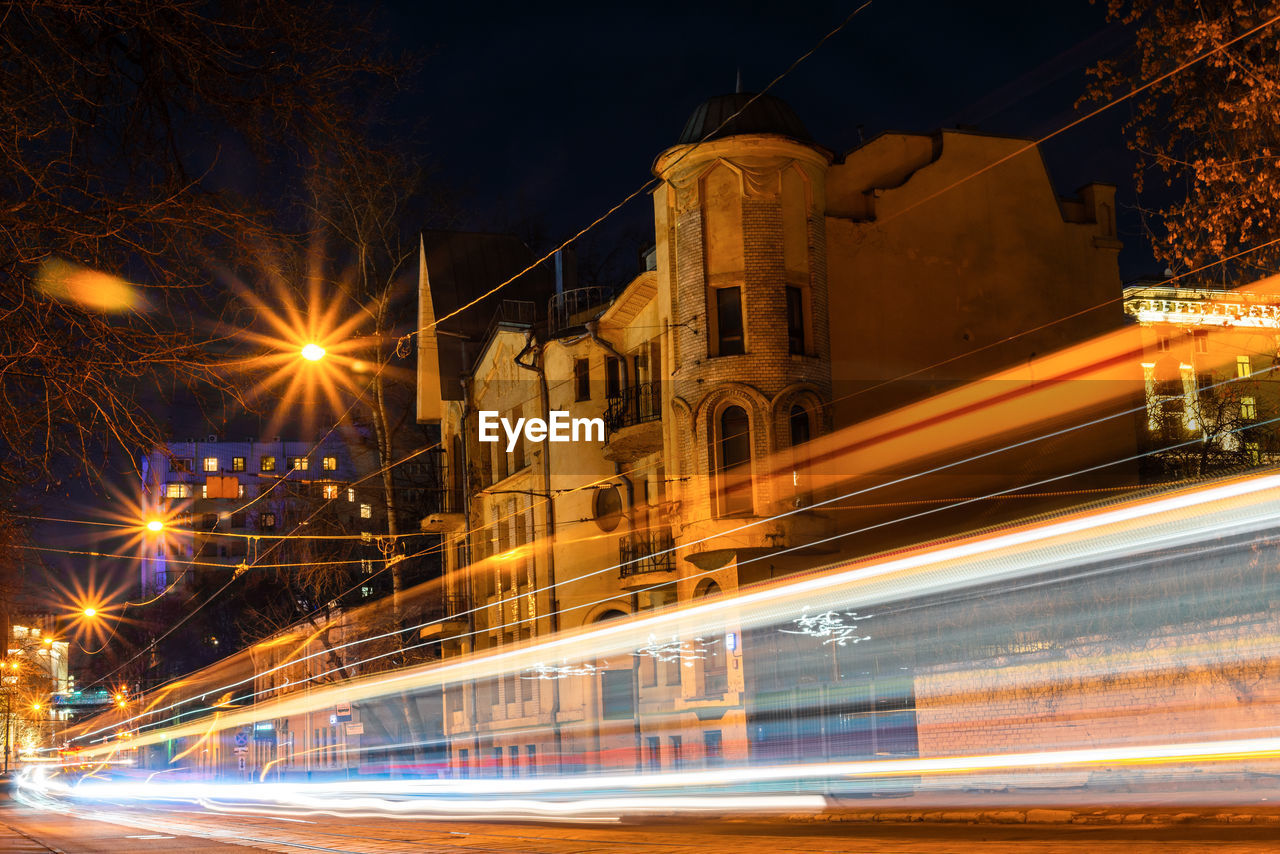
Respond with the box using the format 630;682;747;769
676;92;812;145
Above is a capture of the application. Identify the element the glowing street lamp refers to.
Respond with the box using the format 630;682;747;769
300;343;326;362
82;607;97;619
145;519;164;533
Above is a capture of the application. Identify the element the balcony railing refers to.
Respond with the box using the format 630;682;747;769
604;382;662;433
619;527;675;577
548;286;613;336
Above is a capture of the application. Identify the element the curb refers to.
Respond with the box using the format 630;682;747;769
777;809;1280;826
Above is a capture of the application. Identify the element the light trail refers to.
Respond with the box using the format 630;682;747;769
61;472;1280;755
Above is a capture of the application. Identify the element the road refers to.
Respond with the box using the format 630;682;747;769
3;792;1280;853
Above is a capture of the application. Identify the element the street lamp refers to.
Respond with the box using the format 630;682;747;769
300;343;326;362
82;607;97;619
145;519;164;533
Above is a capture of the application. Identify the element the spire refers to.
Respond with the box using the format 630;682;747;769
735;67;743;94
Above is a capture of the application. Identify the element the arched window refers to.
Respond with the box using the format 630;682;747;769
717;405;753;517
789;404;812;507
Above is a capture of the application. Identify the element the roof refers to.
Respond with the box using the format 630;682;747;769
677;92;813;145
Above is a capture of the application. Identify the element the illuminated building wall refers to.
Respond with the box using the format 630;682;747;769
1123;281;1280;479
416;94;1141;776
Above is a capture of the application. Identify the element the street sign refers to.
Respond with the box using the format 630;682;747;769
335;702;352;722
346;722;363;735
234;730;248;748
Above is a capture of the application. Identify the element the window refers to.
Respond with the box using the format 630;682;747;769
605;357;621;398
361;585;374;598
511;406;525;471
593;485;623;532
1238;356;1252;378
507;745;520;777
1193;330;1208;353
231;457;245;472
260;456;276;473
260;512;276;530
201;483;208;499
789;404;812;506
646;736;661;771
574;358;591;401
459;748;470;778
1156;335;1170;353
169;458;192;473
704;730;723;767
786;285;805;355
716;405;753;517
1246;441;1262;465
322;484;340;500
231;512;246;528
322;456;337;471
290;456;309;471
164;483;192;499
203;457;219;473
238;484;246;499
526;744;537;776
347;488;356;502
360;503;372;519
1242;396;1258;419
601;670;634;720
715;287;745;356
670;735;683;769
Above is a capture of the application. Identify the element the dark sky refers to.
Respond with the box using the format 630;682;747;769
382;0;1156;279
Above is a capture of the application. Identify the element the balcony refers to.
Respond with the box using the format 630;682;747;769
618;527;676;589
603;382;663;461
548;286;613;337
418;594;472;640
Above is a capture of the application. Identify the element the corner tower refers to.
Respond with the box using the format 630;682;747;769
652;93;834;575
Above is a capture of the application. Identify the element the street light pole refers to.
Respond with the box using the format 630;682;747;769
3;689;10;773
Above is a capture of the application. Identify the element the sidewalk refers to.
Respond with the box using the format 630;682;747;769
776;805;1280;826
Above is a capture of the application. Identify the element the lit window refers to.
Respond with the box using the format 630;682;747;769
238;484;246;499
360;503;372;519
1238;356;1252;378
164;483;192;499
290;456;309;471
203;457;218;473
1246;441;1262;465
322;484;340;500
347;488;355;503
260;456;276;472
231;457;246;472
260;513;276;530
1241;396;1257;419
322;456;337;471
201;483;208;499
361;585;374;598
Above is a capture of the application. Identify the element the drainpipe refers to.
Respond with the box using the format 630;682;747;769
585;321;644;771
458;378;482;769
513;331;563;771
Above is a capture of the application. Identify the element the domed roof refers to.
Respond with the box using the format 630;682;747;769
677;92;813;145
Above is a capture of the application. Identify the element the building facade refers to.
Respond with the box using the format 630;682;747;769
414;93;1139;777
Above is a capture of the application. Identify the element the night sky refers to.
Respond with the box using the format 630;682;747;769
34;0;1162;615
382;0;1155;278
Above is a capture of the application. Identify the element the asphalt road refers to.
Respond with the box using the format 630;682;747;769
4;792;1280;853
